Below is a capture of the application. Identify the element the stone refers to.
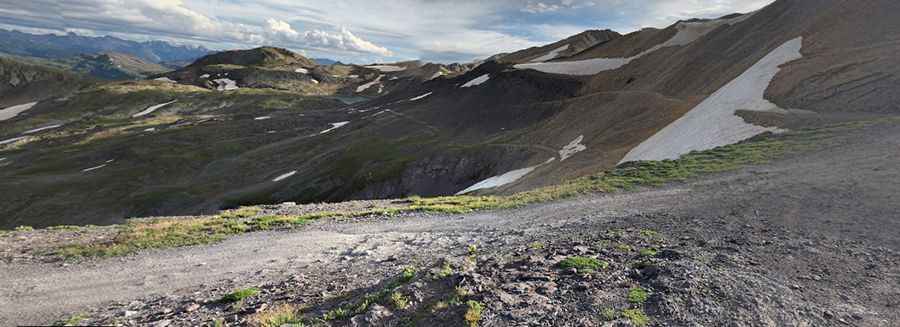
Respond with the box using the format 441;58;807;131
182;302;201;312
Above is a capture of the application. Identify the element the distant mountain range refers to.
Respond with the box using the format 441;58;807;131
0;29;211;65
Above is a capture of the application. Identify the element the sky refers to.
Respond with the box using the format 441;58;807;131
0;0;774;64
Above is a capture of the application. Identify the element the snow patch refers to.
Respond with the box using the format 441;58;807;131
199;74;210;79
311;79;319;84
23;124;62;134
133;100;176;118
559;135;587;161
153;77;176;83
213;78;239;91
319;121;350;134
529;44;570;63
0;102;38;121
429;71;445;80
81;164;107;173
461;74;490;88
456;166;537;195
272;170;297;182
295;68;309;74
356;75;383;93
409;92;433;101
254;116;271;120
0;136;26;146
366;65;406;72
620;37;803;163
456;156;557;195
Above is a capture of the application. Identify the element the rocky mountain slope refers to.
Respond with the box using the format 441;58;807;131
2;0;899;232
70;53;170;80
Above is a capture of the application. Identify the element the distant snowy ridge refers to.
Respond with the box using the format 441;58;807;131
515;13;753;76
461;74;490;88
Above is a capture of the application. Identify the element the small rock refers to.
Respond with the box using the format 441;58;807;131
151;319;172;327
823;310;834;319
182;302;201;312
123;310;138;318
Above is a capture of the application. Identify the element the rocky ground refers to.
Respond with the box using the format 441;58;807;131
2;119;900;326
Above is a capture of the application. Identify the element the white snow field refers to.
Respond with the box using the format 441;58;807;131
295;68;309;74
200;74;210;79
23;124;62;134
456;156;558;195
456;166;537;195
356;75;383;93
429;71;445;80
620;37;803;163
461;74;490;88
133;100;177;118
0;102;38;121
409;92;433;101
366;65;406;72
213;78;239;91
153;77;176;83
254;116;271;120
272;170;297;182
529;44;570;63
319;121;350;134
515;14;752;76
0;136;26;146
559;135;587;161
81;164;107;173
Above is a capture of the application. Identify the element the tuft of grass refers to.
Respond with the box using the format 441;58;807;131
389;292;410;310
622;308;650;327
401;266;417;282
220;287;260;303
616;244;633;252
639;248;658;257
628;287;650;304
559;256;609;273
323;267;418;321
54;313;87;326
464;300;484;327
436;261;454;278
249;304;302;327
15;225;34;232
529;241;546;249
600;308;618;321
219;206;261;219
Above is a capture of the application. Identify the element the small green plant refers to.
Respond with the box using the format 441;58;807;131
622;308;650;326
467;244;478;255
250;304;301;327
322;307;349;321
639;248;658;257
400;266;417;282
212;319;225;327
600;308;618;321
54;313;87;326
437;261;454;278
15;225;34;232
639;229;658;238
464;300;484;327
559;256;609;273
616;244;633;252
529;241;546;249
431;300;449;312
220;287;260;303
219;206;260;219
628;287;649;304
390;292;410;309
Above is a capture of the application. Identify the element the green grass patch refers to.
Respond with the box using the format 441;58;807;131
464;300;484;327
15;225;34;232
54;313;87;326
622;308;650;326
220;287;260;303
322;267;418;321
600;308;618;321
559;256;609;273
389;291;410;309
638;248;658;257
628;287;650;304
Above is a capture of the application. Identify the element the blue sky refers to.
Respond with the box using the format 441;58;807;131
0;0;774;63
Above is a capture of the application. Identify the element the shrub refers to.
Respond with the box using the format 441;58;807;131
559;256;609;273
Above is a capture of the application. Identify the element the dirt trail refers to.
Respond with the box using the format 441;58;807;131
2;120;899;326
